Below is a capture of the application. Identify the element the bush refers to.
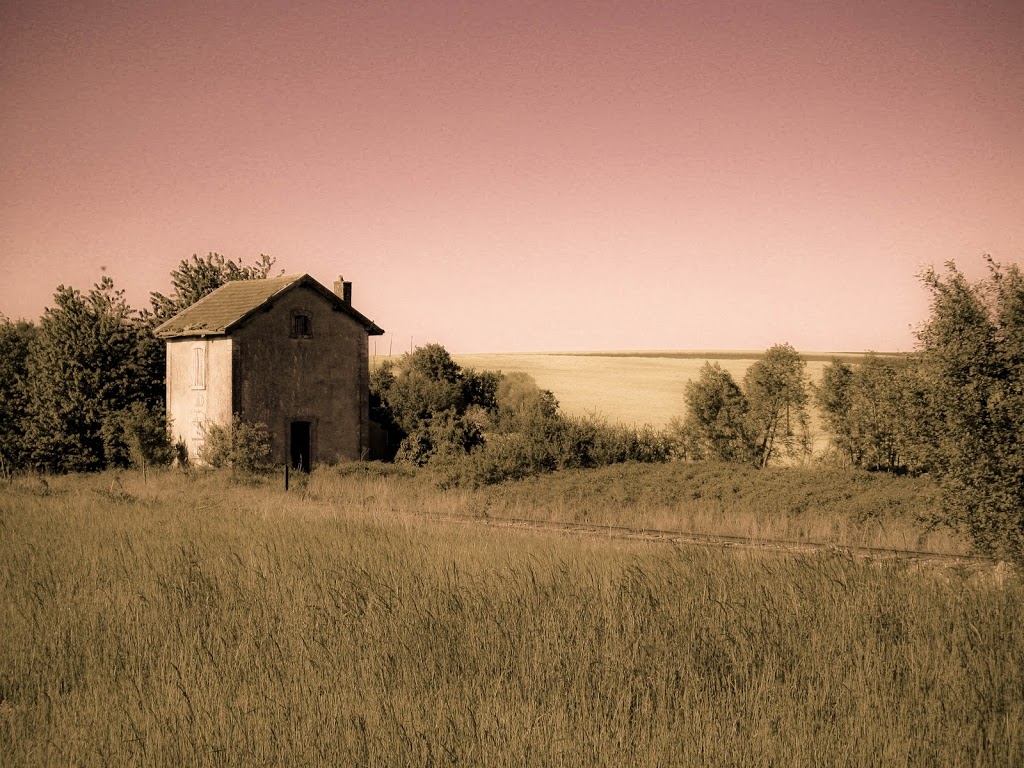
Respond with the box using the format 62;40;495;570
395;410;484;466
100;402;173;469
200;416;272;474
432;413;674;488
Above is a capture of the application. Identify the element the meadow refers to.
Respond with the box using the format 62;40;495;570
2;466;1020;766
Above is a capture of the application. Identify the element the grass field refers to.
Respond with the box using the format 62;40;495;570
2;467;1020;766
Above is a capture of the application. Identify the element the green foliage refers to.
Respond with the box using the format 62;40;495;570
0;316;36;473
444;415;673;488
677;362;753;462
461;368;501;413
150;252;276;320
100;402;174;469
199;416;272;474
915;258;1024;563
384;344;469;433
494;371;559;431
815;357;855;464
744;343;811;467
372;345;503;466
22;278;164;473
815;354;920;472
395;411;484;466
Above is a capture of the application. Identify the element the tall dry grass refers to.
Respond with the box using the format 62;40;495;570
2;469;1020;766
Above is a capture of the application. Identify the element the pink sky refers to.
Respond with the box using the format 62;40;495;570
2;0;1021;353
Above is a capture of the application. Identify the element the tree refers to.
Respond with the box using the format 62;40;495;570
382;344;470;434
744;343;810;467
915;258;1024;562
0;316;36;474
815;358;856;466
677;362;753;462
150;252;277;320
23;278;163;472
815;354;918;472
493;371;559;432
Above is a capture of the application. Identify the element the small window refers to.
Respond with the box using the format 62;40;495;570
291;312;312;338
191;345;206;389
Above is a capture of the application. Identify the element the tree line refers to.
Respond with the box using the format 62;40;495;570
674;258;1024;561
1;255;1021;562
0;254;275;475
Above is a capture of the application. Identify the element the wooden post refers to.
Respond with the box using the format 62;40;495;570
284;462;290;491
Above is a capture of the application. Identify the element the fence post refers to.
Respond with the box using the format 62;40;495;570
284;462;289;491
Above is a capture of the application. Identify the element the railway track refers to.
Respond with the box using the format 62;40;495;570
423;511;1000;567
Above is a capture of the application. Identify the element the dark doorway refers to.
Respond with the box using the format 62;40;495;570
290;421;312;472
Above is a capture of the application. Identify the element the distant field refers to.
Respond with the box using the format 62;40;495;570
430;350;848;430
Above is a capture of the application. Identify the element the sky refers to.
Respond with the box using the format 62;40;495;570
2;0;1022;354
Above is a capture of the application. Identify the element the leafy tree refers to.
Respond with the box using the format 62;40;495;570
461;368;501;414
23;278;162;472
815;354;918;472
150;252;276;320
850;355;915;472
815;358;855;465
494;371;559;432
369;359;402;459
744;343;810;467
677;362;752;462
378;344;478;435
0;316;36;474
915;258;1024;562
370;344;501;464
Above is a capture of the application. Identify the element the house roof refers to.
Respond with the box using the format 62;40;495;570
153;273;384;338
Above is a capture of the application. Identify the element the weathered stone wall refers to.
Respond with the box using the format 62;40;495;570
232;284;370;465
165;337;234;461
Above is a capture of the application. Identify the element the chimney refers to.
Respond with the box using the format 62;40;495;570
333;275;352;304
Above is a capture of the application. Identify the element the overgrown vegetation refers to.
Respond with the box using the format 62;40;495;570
0;470;1018;766
199;415;272;474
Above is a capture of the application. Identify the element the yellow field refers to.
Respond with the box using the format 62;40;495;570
442;351;844;429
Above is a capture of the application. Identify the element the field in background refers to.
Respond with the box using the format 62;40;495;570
2;468;1020;765
440;351;853;429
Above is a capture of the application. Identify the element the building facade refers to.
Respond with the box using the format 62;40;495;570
154;274;384;468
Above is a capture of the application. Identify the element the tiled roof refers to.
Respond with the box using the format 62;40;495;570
153;274;384;338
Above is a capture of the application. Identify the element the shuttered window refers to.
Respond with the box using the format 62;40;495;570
191;345;206;389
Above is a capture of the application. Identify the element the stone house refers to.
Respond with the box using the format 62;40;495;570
153;274;384;469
